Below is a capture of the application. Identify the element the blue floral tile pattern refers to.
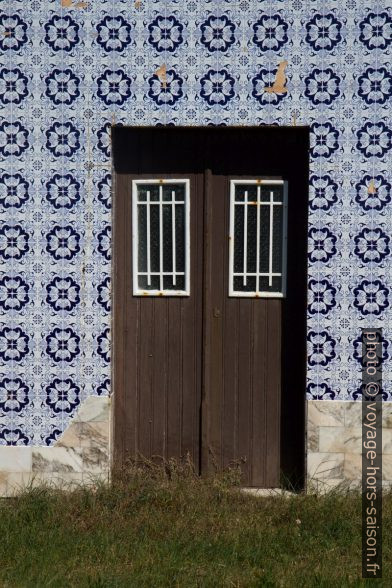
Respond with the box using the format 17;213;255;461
201;15;236;52
45;121;81;158
45;68;81;106
0;14;29;51
45;327;80;364
200;68;235;105
0;68;29;105
0;327;30;363
0;0;391;445
358;11;392;50
252;14;288;52
0;378;29;414
0;225;29;260
43;15;80;53
148;15;184;53
148;68;184;105
353;280;389;316
0;173;29;208
45;378;80;415
354;175;390;211
45;173;81;209
0;277;30;312
305;13;342;52
0;121;29;157
251;67;288;105
304;68;341;106
96;69;133;105
96;15;133;53
357;67;392;105
46;277;81;313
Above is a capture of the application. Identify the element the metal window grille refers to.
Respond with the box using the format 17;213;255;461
229;180;288;297
132;179;190;296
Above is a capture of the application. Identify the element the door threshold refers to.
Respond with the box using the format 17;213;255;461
240;487;295;497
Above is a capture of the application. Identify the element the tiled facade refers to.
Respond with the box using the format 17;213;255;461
0;0;390;493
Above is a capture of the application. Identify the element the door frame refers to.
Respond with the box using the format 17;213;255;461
111;126;309;490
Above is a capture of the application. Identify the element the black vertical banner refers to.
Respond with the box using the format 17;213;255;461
362;328;382;578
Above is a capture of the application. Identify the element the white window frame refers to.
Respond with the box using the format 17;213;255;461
228;179;288;298
132;179;190;296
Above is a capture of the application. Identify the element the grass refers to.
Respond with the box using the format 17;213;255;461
0;459;390;587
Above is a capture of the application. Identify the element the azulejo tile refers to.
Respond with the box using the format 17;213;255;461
0;1;390;450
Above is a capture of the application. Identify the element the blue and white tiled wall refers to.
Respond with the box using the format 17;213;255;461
0;1;391;452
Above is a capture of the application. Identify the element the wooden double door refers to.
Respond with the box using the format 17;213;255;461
112;127;308;488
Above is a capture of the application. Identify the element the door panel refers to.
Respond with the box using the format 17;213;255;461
203;174;281;487
116;171;281;485
115;173;204;468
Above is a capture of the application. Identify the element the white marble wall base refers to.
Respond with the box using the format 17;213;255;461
308;400;392;493
2;399;392;496
0;396;110;497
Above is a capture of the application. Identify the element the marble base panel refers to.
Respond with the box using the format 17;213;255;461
2;398;391;496
0;396;110;497
307;400;392;493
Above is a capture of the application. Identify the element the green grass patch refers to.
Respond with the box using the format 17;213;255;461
0;461;390;587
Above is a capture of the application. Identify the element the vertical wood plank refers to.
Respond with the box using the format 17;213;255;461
182;172;204;468
205;171;226;473
151;298;168;460
265;299;281;486
138;298;154;458
251;299;267;485
236;299;252;484
167;297;182;459
201;168;213;474
221;175;239;472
